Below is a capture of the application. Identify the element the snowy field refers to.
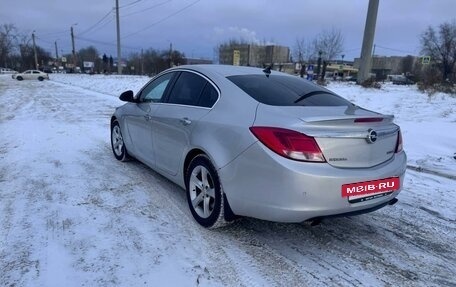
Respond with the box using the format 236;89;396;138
0;73;455;286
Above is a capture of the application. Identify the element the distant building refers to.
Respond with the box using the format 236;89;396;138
219;43;290;67
325;63;358;79
354;55;418;80
265;45;290;65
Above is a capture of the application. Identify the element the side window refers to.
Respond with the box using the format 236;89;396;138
198;83;219;108
140;72;174;103
167;72;206;106
33;71;40;74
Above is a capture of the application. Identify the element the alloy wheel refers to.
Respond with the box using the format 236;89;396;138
111;125;124;157
189;165;216;218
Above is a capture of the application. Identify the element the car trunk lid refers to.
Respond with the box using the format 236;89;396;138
254;104;399;168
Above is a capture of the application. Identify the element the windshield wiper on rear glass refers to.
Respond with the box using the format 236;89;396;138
293;91;333;104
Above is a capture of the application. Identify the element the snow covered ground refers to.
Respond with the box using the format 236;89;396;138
0;73;455;286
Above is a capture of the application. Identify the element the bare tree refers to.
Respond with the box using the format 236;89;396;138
421;21;456;82
78;46;99;63
293;37;314;63
127;48;186;76
78;46;100;72
17;33;32;69
0;23;19;67
312;28;344;61
1;25;51;70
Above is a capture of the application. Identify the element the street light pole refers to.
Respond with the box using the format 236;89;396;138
32;31;38;69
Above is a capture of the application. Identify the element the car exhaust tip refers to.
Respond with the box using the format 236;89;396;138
388;198;398;205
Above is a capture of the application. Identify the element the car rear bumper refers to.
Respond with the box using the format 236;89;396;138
219;142;407;223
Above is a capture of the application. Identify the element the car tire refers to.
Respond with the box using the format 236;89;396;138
38;76;44;81
16;76;23;81
111;120;130;162
185;154;229;228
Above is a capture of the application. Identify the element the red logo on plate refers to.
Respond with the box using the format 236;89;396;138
341;177;400;198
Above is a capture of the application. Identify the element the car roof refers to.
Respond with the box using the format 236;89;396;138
170;64;287;78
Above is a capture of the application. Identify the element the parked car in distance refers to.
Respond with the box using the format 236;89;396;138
1;67;18;74
39;66;53;73
12;70;49;81
390;75;414;85
344;76;357;82
110;65;407;228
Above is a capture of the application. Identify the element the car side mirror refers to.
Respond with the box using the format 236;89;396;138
119;90;136;102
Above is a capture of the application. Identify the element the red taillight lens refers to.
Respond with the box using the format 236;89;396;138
249;127;326;162
395;130;403;153
354;117;384;123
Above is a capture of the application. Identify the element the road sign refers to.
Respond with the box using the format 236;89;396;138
422;56;431;65
233;50;240;66
83;61;94;68
307;65;314;80
61;57;67;63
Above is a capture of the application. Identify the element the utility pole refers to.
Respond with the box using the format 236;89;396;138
32;31;38;69
141;48;144;75
357;0;379;84
169;42;173;68
116;0;122;74
55;41;59;59
71;25;77;70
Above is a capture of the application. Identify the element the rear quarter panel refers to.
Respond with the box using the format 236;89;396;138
188;73;259;171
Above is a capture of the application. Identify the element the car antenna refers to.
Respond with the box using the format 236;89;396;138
262;65;272;77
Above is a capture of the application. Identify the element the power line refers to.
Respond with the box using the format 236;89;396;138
86;15;115;35
121;0;171;17
39;29;69;37
375;44;416;55
119;0;142;9
122;0;201;39
75;35;142;51
75;36;117;47
342;47;362;53
35;36;55;45
78;9;114;37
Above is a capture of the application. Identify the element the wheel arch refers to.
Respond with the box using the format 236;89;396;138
183;148;237;221
183;148;207;181
110;116;118;129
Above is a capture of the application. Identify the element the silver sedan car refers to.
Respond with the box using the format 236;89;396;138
110;65;407;228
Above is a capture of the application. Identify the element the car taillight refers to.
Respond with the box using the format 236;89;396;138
249;127;326;162
354;117;384;123
395;130;403;153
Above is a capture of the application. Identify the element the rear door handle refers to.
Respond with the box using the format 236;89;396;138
180;117;192;126
144;115;152;121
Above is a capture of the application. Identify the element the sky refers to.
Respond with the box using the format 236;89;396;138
1;0;455;61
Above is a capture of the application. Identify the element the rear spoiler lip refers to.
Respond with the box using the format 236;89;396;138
300;114;395;124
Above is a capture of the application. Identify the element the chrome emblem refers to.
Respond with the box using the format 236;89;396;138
366;129;377;144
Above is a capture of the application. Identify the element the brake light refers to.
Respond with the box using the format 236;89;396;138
395;130;403;153
354;117;384;123
249;127;326;162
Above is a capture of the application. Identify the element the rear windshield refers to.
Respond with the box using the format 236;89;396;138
227;74;352;106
